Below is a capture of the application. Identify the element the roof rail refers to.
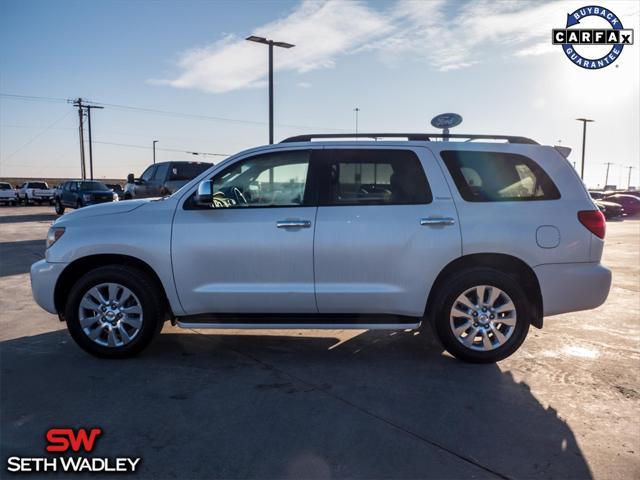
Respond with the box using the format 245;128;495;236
280;133;539;145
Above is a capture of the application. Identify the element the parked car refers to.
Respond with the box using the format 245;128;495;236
123;161;212;199
106;183;124;196
622;190;640;199
603;194;640;216
31;133;611;362
594;199;624;219
589;191;605;200
54;180;117;215
16;181;55;205
0;182;18;205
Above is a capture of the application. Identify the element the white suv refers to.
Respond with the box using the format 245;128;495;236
30;133;611;362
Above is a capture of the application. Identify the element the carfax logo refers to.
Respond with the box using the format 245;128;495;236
552;5;634;69
6;428;141;474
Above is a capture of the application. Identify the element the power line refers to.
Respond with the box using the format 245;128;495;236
91;140;229;157
0;110;74;163
0;92;350;131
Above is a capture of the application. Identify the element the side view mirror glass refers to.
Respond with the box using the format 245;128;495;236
195;180;213;206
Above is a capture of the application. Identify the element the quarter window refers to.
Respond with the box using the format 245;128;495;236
441;150;560;202
323;149;431;205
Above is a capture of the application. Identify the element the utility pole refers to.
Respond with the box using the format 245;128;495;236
354;107;360;136
85;105;103;180
153;140;158;164
604;162;615;188
627;165;635;189
246;36;295;144
576;118;594;180
73;98;86;179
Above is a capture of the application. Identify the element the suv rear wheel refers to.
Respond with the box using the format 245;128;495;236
65;265;164;358
432;268;530;363
54;199;65;215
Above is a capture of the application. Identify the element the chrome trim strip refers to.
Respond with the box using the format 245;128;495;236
420;217;456;226
177;322;420;330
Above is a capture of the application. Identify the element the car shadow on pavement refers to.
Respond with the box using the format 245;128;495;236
1;326;593;479
0;239;45;277
0;213;57;224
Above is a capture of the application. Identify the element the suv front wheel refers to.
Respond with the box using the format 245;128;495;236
432;268;531;363
65;265;164;358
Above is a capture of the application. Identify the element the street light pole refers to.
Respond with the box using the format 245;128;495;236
576;118;594;180
627;166;635;189
354;107;360;136
153;140;158;164
246;35;295;144
603;162;614;188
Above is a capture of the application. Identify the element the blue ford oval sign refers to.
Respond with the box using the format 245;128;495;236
431;113;463;129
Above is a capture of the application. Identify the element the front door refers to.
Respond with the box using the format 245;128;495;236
172;149;319;315
313;147;462;317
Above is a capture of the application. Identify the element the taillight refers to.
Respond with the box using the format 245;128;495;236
578;210;606;239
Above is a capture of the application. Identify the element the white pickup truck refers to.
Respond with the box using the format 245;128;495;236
0;182;18;205
17;181;55;205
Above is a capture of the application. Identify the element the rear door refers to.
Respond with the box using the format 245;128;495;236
313;147;461;317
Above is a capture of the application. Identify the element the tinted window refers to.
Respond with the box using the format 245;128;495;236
169;162;211;181
441;151;560;202
141;166;156;182
322;149;431;205
208;151;310;208
79;181;109;191
0;183;10;190
153;163;170;181
29;182;48;189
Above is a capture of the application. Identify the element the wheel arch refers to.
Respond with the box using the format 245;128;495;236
425;253;543;328
54;254;173;321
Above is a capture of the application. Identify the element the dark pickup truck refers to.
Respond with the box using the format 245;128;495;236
123;161;212;199
54;180;116;214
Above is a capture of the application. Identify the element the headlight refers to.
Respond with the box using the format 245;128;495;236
113;192;119;201
82;194;92;202
46;227;65;249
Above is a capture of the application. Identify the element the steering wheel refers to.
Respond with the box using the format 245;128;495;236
233;187;248;205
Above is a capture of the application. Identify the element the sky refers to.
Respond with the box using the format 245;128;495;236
0;0;638;188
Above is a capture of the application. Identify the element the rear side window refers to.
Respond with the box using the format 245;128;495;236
169;163;211;181
441;151;560;202
322;149;431;205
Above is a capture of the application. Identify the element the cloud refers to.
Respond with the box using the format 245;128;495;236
154;0;640;92
157;0;393;93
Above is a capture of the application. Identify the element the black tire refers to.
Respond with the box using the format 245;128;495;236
54;199;65;215
431;268;531;363
24;194;30;206
65;265;164;358
76;200;83;209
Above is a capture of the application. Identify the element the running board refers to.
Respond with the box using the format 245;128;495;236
177;321;420;330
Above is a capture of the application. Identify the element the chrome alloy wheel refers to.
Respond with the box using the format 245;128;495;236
78;283;143;347
449;285;517;351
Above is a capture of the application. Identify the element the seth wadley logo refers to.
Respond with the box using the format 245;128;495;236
6;428;141;474
552;5;634;69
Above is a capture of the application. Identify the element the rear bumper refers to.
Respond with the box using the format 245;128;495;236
30;260;67;314
534;262;612;317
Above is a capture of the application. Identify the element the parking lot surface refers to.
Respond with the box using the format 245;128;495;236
1;205;638;479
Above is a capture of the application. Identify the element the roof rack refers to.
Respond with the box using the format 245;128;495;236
280;133;538;145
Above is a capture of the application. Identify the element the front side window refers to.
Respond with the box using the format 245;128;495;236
208;150;311;208
153;164;170;181
322;149;431;205
441;150;560;202
140;166;156;182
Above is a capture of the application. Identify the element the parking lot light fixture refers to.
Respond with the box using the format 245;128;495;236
246;35;295;144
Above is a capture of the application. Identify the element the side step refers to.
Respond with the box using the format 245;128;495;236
175;313;421;330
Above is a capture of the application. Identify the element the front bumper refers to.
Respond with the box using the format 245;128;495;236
534;262;612;317
30;260;67;314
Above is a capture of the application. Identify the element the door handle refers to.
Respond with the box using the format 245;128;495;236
420;217;456;226
276;220;312;229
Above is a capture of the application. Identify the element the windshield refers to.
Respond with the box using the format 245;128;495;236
0;183;11;190
29;182;48;189
80;181;110;191
168;163;211;181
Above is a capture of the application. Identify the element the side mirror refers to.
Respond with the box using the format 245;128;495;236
127;173;135;184
195;180;213;206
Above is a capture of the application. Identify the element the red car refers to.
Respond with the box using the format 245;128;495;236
603;194;640;216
